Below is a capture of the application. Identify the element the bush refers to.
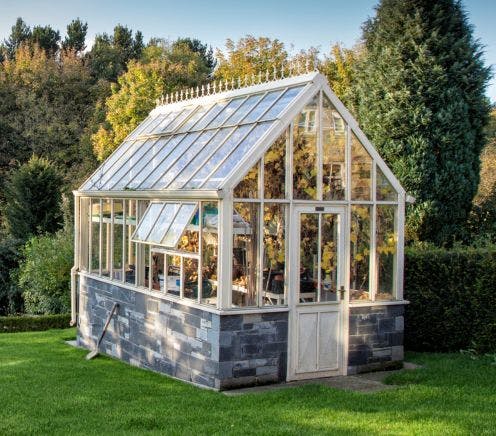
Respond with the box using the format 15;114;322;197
404;246;496;353
0;236;24;315
18;228;73;315
0;314;71;333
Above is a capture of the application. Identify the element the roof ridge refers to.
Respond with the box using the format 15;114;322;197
155;59;318;108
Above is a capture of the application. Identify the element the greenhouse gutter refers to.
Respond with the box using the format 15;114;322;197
73;189;224;200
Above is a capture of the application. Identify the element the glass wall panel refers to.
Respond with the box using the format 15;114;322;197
299;213;319;302
263;204;286;305
320;214;338;302
112;200;124;281
133;202;163;241
125;200;137;285
79;198;89;272
166;254;181;297
201;202;218;305
263;132;286;199
146;203;179;244
101;199;111;277
376;166;397;201
150;252;165;291
162;204;197;247
90;199;100;274
322;96;346;200
233;160;259;199
376;205;397;300
138;244;150;288
293;94;318;200
177;211;200;253
350;205;371;301
232;203;259;307
183;258;199;300
351;133;373;201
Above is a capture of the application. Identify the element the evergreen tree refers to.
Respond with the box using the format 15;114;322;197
4;17;31;59
355;0;491;245
3;156;63;241
31;25;60;54
63;18;88;53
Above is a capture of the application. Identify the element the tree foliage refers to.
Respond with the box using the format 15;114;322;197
3;17;31;59
92;40;214;160
3;156;63;241
62;18;88;53
355;0;491;245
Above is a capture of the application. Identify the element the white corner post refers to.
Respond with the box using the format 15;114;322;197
71;195;80;326
218;195;233;309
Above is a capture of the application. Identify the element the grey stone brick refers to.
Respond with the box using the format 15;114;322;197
395;316;404;332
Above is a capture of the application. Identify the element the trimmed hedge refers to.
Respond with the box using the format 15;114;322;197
404;246;496;353
0;314;71;333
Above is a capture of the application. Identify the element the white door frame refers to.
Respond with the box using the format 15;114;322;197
287;204;347;380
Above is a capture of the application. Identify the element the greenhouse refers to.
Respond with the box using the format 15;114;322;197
72;68;408;389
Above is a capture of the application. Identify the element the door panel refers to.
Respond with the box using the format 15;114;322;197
297;312;318;372
318;311;339;370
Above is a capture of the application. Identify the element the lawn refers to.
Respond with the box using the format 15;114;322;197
0;329;495;435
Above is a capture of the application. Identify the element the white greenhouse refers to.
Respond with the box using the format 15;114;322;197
72;68;408;389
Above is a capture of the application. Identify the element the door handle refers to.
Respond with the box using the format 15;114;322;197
339;286;346;301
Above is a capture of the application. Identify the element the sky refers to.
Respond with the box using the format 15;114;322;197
0;0;495;101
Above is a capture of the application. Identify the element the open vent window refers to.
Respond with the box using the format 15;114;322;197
131;202;198;248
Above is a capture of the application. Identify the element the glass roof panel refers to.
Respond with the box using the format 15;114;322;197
151;130;216;189
147;203;180;244
129;114;154;139
101;137;162;189
224;94;264;125
160;106;196;133
177;104;213;133
243;90;284;123
138;132;201;189
206;97;245;129
161;203;198;247
132;202;164;241
259;85;304;121
202;122;273;189
184;124;253;189
110;136;171;190
149;112;180;135
166;127;235;189
82;139;145;190
192;102;229;131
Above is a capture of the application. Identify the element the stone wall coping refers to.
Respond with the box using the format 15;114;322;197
79;272;290;316
349;300;409;308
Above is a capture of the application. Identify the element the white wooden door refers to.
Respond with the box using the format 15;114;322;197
288;206;346;380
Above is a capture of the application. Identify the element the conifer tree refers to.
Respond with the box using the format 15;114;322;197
355;0;491;244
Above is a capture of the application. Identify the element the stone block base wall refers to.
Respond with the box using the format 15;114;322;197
77;275;288;390
347;304;404;374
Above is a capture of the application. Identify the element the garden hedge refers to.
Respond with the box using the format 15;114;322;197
0;314;71;333
404;246;496;353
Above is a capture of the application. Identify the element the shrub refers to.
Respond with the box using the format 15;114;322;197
18;228;73;315
0;236;24;315
0;314;70;333
404;246;496;353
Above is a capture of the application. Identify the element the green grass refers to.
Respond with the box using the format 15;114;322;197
1;329;495;435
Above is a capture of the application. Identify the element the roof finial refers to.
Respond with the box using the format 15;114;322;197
313;58;318;72
289;60;294;77
258;71;262;84
280;62;285;79
265;69;270;82
201;84;205;97
305;59;310;73
175;91;179;102
180;90;184;101
273;65;277;80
